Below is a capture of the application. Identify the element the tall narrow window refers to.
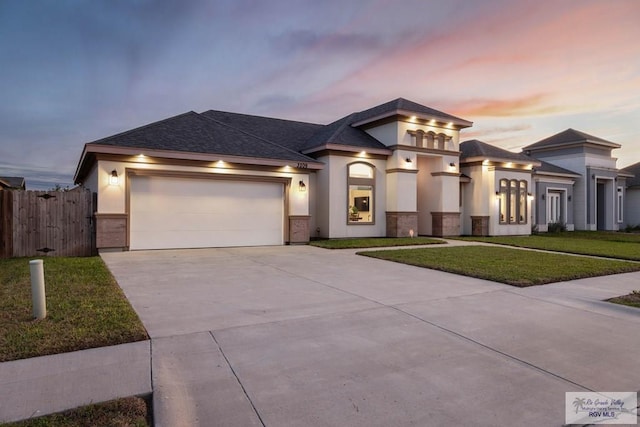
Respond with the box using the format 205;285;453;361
509;180;517;223
617;187;623;223
348;163;375;224
547;192;561;224
498;179;528;225
518;181;527;223
499;179;508;223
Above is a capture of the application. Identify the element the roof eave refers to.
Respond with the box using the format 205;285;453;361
524;140;621;152
351;109;473;129
302;143;393;156
76;144;324;180
533;170;582;179
461;156;541;167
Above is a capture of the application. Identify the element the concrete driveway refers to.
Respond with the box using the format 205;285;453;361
101;245;640;426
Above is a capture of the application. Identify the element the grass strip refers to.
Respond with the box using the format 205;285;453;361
310;237;444;249
607;290;640;309
2;396;150;427
359;246;640;287
0;257;148;362
453;233;640;261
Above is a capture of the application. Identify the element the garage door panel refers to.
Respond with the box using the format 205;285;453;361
130;176;284;250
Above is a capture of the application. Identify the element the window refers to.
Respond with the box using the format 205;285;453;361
547;192;561;223
617;187;623;223
498;179;527;224
348;163;375;224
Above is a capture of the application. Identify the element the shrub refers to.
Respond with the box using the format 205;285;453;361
547;222;567;233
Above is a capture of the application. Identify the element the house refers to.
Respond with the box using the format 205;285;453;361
73;98;633;251
523;129;631;232
621;162;640;228
0;176;26;190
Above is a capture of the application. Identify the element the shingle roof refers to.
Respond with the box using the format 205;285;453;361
0;176;25;189
88;111;318;163
201;110;323;153
460;139;534;163
622;162;640;187
532;160;581;177
523;128;620;151
352;97;472;127
301;114;389;152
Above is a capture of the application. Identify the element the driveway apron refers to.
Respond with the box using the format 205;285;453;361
101;245;640;426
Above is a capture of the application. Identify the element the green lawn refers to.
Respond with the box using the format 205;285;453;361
453;231;640;261
359;246;640;287
310;236;444;249
607;290;640;309
0;257;148;362
2;396;150;427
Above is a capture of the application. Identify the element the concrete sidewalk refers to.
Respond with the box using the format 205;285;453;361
0;341;151;423
2;243;638;425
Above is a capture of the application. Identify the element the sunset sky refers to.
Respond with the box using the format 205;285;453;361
1;0;639;189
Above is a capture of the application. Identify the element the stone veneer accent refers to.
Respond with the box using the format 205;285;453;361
471;216;490;236
386;212;418;238
95;213;128;249
289;215;310;244
431;212;460;237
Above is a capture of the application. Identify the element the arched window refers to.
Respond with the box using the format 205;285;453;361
498;179;527;224
348;162;375;224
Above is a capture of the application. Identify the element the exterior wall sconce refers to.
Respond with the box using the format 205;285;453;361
109;170;119;186
568;195;572;201
405;158;412;163
298;180;306;192
541;194;545;200
495;191;500;196
527;192;533;200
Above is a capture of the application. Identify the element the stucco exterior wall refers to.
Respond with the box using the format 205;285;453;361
490;169;532;236
533;179;574;230
386;172;417;212
364;120;460;150
317;154;387;238
625;188;640;227
364;122;398;147
460;164;495;235
91;159;311;217
81;163;99;197
314;155;331;238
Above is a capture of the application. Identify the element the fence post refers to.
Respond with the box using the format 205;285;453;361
29;259;46;319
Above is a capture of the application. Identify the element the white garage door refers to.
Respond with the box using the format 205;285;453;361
129;175;284;250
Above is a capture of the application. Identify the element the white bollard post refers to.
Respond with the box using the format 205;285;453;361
29;259;46;319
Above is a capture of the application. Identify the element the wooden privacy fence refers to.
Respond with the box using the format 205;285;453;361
0;189;95;258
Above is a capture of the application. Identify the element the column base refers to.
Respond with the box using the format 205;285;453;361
386;212;418;237
431;212;460;237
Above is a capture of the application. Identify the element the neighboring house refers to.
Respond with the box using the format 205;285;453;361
621;162;640;228
523;129;630;232
0;176;26;190
73;98;633;251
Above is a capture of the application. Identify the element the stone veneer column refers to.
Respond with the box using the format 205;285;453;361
431;212;460;237
471;216;490;236
95;213;128;250
386;212;418;237
288;215;310;244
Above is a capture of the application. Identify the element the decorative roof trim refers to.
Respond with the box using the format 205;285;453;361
532;170;581;178
461;156;541;167
386;168;419;174
351;109;473;129
74;144;324;183
301;143;392;156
